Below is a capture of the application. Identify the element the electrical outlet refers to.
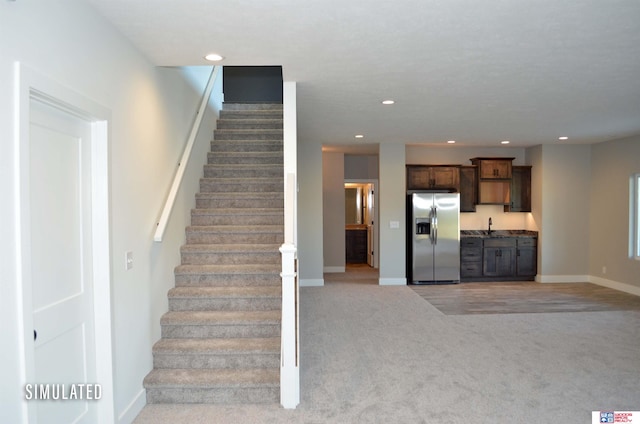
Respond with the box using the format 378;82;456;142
602;266;607;274
389;221;400;229
125;251;133;270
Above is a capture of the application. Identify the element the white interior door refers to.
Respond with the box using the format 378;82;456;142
365;183;375;267
29;99;97;423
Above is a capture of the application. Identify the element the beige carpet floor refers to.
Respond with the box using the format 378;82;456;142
134;276;640;423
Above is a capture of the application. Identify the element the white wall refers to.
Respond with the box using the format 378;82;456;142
405;145;528;166
537;145;591;281
344;154;379;180
378;144;407;285
0;1;220;422
589;136;640;292
297;140;325;286
322;152;346;271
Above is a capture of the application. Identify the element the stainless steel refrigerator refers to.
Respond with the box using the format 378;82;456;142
407;192;460;284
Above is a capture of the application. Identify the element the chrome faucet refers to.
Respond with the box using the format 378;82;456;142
488;217;493;235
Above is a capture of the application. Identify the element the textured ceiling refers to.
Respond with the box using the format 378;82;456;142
85;0;640;149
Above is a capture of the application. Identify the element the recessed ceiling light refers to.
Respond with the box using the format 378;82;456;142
381;100;395;105
558;136;568;140
447;140;456;144
355;134;364;139
501;140;510;144
204;53;224;62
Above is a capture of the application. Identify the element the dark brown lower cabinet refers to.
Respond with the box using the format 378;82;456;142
461;236;537;281
516;238;537;276
460;237;482;278
483;239;516;277
346;229;367;263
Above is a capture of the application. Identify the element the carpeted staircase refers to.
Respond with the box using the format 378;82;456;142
143;103;284;404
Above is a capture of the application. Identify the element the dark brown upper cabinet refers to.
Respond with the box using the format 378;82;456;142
459;166;478;212
470;157;515;205
406;165;460;191
505;166;532;212
471;157;514;179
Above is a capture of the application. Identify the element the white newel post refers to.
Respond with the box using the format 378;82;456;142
281;82;299;409
279;243;299;408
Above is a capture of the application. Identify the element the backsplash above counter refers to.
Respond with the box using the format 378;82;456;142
460;204;538;232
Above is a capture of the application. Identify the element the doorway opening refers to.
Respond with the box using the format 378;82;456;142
344;181;378;279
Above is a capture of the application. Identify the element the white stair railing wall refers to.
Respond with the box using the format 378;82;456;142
280;81;299;409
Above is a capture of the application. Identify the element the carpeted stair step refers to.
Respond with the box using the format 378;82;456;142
185;226;284;245
195;192;283;209
190;208;283;226
199;177;283;193
207;151;283;165
152;338;280;369
160;310;281;339
210;140;283;153
168;286;281;311
203;164;282;178
216;119;283;130
214;129;283;141
222;103;282;112
143;368;279;404
180;244;281;265
174;264;281;287
219;110;282;120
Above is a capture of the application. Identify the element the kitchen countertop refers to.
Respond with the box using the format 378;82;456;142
461;230;538;238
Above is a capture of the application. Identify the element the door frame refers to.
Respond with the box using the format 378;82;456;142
15;62;115;423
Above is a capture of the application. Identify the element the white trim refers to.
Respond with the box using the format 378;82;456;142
536;274;590;283
589;275;640;297
117;388;146;424
379;277;407;286
283;82;298;247
299;279;324;287
279;244;299;409
16;62;115;423
630;173;640;259
323;266;345;273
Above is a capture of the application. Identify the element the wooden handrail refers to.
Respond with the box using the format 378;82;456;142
154;66;220;242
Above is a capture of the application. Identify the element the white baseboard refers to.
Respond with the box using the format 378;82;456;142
118;388;146;424
536;274;640;297
589;275;640;297
378;277;407;286
536;275;590;283
299;278;324;287
323;266;345;273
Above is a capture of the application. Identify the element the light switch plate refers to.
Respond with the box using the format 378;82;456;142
389;221;400;229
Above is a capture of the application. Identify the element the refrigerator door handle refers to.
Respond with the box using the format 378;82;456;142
428;207;434;245
432;207;438;245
